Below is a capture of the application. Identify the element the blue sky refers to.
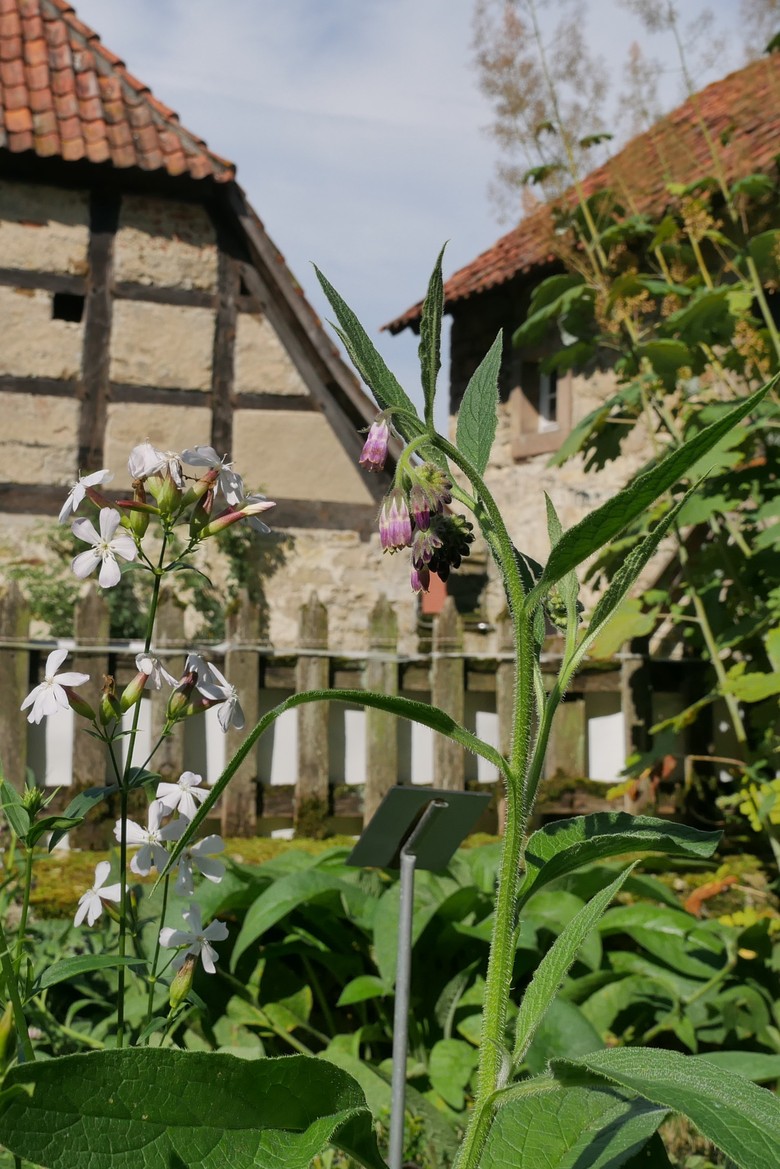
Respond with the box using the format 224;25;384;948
73;0;749;430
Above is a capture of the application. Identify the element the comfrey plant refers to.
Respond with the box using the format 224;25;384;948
0;265;778;1168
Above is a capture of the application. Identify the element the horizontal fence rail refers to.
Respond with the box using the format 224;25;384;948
0;582;640;844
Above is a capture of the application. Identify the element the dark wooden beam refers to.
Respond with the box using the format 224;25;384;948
211;248;239;456
232;391;316;412
0;375;80;398
113;281;216;308
0;483;378;536
0;268;85;295
78;190;120;471
110;383;210;408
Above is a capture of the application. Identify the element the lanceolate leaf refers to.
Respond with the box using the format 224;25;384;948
419;245;446;426
456;330;502;475
0;1049;385;1169
512;865;635;1068
516;813;719;908
482;1080;666;1169
0;780;30;841
36;955;148;992
313;265;423;440
572;484;697;669
554;1048;780;1169
528;377;775;600
164;689;508;880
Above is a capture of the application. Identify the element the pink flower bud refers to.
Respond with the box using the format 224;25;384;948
181;466;220;509
167;671;197;722
359;417;390;472
379;489;412;551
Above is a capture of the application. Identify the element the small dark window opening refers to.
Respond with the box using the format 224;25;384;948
239;275;251;296
52;292;85;322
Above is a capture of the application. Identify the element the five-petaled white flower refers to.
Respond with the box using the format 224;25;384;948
128;441;183;486
181;445;244;506
159;902;228;974
115;800;185;876
20;648;90;724
135;652;177;690
58;468;114;525
156;770;208;821
184;655;245;732
71;508;137;589
174;835;226;898
74;861;122;927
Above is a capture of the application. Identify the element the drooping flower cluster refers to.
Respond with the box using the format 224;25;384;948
367;446;474;593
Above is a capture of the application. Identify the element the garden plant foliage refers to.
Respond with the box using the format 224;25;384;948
0;238;777;1168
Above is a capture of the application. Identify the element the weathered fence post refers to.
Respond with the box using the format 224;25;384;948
221;592;259;837
364;595;398;823
72;585;110;789
621;641;654;813
150;587;186;781
0;581;30;790
432;597;465;790
295;593;329;836
494;610;514;834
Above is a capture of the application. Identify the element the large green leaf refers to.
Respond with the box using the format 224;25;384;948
0;779;30;840
513;866;635;1068
36;955;148;992
164;688;508;881
528;378;775;598
419;245;446;425
231;868;362;968
698;1051;780;1083
555;1048;780;1169
598;904;727;979
428;1038;478;1109
313;265;423;441
372;872;460;986
455;330;502;475
0;1049;386;1169
481;1079;667;1169
516;813;720;908
522;998;603;1075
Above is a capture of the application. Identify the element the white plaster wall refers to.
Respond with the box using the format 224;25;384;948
0;182;89;275
232;409;374;503
109;300;214;390
114;195;218;290
0;286;83;379
0;393;79;484
234;314;309;397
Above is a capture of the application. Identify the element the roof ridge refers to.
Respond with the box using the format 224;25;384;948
386;53;780;331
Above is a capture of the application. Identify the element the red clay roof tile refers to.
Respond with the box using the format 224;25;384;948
388;54;780;332
0;0;235;182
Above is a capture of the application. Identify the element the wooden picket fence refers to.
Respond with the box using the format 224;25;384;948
0;580;639;844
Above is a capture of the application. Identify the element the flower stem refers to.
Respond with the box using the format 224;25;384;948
13;846;34;980
0;915;33;1063
116;530;168;1048
145;873;171;1030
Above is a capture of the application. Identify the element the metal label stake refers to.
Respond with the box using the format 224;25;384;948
347;787;491;1169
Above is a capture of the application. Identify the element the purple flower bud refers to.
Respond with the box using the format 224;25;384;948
410;565;430;593
411;526;442;568
409;483;431;530
359;417;390;472
379;489;412;551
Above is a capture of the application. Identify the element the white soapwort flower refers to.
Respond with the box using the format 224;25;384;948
208;661;245;732
159;902;228;974
156;770;208;821
71;508;137;589
58;468;113;524
115;800;185;876
180;445;243;505
174;835;226;898
74;861;122;927
135;652;177;690
20;648;90;724
128;442;183;486
237;492;275;534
